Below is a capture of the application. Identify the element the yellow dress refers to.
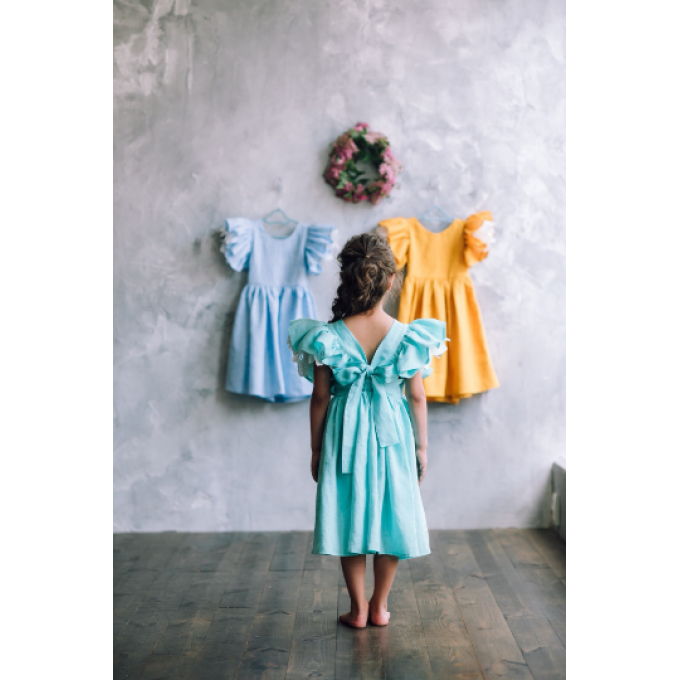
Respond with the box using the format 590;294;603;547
379;213;499;403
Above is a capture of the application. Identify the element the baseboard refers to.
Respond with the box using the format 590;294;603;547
551;461;566;541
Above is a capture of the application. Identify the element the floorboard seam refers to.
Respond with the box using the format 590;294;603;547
407;551;435;678
113;534;188;646
494;529;565;651
114;531;565;680
466;530;543;680
524;529;566;582
437;532;487;680
235;533;289;680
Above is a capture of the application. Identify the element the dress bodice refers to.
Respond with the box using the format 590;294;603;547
220;218;336;288
379;212;493;282
288;318;447;473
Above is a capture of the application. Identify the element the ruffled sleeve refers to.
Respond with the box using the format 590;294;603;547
396;319;448;379
305;225;338;275
218;218;254;272
463;211;494;268
378;217;410;269
287;319;347;382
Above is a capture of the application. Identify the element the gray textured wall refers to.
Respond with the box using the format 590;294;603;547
114;0;565;531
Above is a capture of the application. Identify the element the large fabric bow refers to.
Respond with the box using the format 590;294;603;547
334;362;403;474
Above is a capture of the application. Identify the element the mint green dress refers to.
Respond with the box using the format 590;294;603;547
288;317;447;559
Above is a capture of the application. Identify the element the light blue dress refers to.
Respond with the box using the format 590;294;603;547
288;317;447;559
222;218;335;402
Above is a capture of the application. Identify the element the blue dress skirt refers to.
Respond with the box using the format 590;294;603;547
288;317;447;559
220;218;335;402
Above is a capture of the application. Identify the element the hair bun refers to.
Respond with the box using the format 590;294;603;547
330;233;398;322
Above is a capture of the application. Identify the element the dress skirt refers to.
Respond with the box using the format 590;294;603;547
313;390;430;559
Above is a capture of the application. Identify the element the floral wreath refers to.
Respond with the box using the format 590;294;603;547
323;122;402;205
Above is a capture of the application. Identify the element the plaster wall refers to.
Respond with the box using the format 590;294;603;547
113;0;566;531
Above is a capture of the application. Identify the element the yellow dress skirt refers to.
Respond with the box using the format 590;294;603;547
379;213;499;403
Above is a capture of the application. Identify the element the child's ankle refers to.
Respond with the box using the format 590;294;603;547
351;598;368;615
369;598;388;612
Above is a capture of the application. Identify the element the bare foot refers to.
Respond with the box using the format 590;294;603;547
339;602;368;628
369;601;391;626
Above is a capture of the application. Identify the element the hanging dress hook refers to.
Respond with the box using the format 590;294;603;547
418;203;453;224
262;208;298;226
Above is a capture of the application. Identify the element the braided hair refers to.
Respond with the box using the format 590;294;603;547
330;233;399;322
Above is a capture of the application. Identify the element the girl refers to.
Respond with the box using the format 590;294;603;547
288;233;446;628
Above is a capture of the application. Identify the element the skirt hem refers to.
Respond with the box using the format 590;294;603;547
225;386;311;403
311;549;430;561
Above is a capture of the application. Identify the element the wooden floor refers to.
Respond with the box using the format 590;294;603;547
114;530;565;680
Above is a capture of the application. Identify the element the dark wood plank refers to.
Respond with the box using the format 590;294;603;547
114;534;242;679
236;540;306;679
285;612;336;680
468;531;565;680
297;567;339;614
183;608;256;680
296;533;339;615
113;533;148;570
303;550;339;572
524;530;566;580
114;591;144;641
258;570;305;615
438;531;533;680
220;533;278;609
334;618;384;680
139;534;251;679
113;530;566;680
162;533;267;679
495;530;566;646
114;532;187;595
113;609;174;680
270;532;310;571
334;564;384;680
113;533;190;651
378;559;433;680
237;612;297;680
409;537;483;680
136;534;231;614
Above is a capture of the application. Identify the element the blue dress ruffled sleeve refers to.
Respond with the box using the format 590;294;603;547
219;218;254;272
396;319;448;379
288;319;346;382
304;225;337;275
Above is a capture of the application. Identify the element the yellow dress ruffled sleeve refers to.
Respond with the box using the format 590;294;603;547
463;211;494;268
378;217;410;270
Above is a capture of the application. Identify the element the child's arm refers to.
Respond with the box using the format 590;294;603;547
309;364;332;482
405;371;428;485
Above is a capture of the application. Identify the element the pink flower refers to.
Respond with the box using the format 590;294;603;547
379;165;396;183
354;122;369;131
365;130;385;144
335;139;357;161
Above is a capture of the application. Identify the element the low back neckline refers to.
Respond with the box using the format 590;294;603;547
340;318;397;366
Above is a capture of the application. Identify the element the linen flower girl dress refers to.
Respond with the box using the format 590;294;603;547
221;218;335;402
